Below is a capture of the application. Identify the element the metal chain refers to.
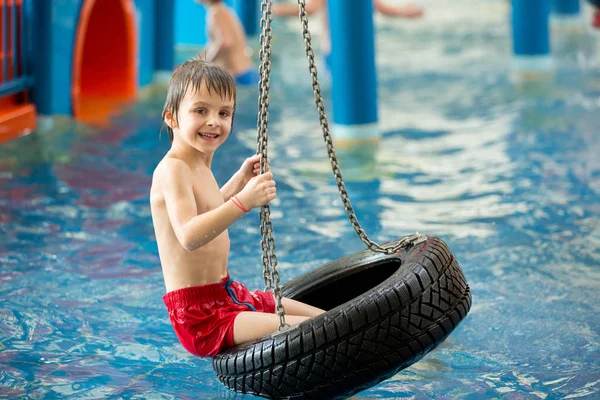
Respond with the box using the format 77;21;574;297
295;0;424;254
256;0;288;331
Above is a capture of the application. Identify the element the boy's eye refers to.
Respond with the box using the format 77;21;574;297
220;111;230;117
196;108;207;114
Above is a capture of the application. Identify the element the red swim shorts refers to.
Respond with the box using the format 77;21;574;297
162;274;275;357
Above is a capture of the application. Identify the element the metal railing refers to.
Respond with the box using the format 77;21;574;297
0;0;32;98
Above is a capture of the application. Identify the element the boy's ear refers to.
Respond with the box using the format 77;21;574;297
164;110;178;129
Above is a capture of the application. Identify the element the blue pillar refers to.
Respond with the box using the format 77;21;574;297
31;0;52;114
232;0;260;37
511;0;553;73
134;0;157;87
551;0;584;34
32;0;79;115
155;0;175;78
328;0;379;141
553;0;580;15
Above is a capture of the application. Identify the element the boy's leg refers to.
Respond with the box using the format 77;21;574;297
232;312;311;345
281;297;326;318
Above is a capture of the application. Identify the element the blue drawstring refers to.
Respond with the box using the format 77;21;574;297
223;278;256;312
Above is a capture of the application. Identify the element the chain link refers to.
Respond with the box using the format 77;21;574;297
295;0;424;254
257;0;288;331
254;0;425;332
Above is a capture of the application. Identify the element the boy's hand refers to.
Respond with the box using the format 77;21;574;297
237;171;276;210
240;154;270;181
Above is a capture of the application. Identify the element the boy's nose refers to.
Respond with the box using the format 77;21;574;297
207;114;220;127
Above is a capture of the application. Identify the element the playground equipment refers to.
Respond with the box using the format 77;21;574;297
552;0;587;33
0;0;35;143
70;0;137;123
554;0;582;15
511;0;599;77
2;0;599;145
211;3;470;398
328;0;379;142
511;0;553;74
0;0;175;142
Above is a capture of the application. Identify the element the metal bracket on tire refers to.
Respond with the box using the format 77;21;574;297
406;232;427;246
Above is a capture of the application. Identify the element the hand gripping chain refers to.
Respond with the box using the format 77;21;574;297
256;0;288;331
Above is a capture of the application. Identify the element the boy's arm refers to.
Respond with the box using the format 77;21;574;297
220;175;243;202
158;159;245;251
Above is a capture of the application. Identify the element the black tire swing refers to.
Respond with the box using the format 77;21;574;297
212;1;472;399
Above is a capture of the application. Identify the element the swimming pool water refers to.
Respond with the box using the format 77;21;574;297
2;1;599;398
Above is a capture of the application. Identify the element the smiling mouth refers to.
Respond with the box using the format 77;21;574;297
198;132;219;139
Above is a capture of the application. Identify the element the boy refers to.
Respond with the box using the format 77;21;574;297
151;58;324;357
197;0;260;86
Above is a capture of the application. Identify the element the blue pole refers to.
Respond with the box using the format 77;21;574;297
155;0;175;78
551;0;583;33
20;0;26;77
31;0;52;114
22;0;33;89
328;0;379;141
511;0;552;72
553;0;580;14
2;1;7;82
11;1;17;79
232;0;260;37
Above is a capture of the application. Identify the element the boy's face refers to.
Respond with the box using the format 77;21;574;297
167;82;235;155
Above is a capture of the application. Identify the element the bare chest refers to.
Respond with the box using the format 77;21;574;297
192;175;223;214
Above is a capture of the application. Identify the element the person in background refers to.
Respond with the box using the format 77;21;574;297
196;0;260;86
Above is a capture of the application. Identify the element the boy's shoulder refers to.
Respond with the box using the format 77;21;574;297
153;155;192;183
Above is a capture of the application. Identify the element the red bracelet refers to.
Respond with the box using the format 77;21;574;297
231;195;250;213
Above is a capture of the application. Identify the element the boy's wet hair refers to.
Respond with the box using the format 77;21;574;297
162;56;236;142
